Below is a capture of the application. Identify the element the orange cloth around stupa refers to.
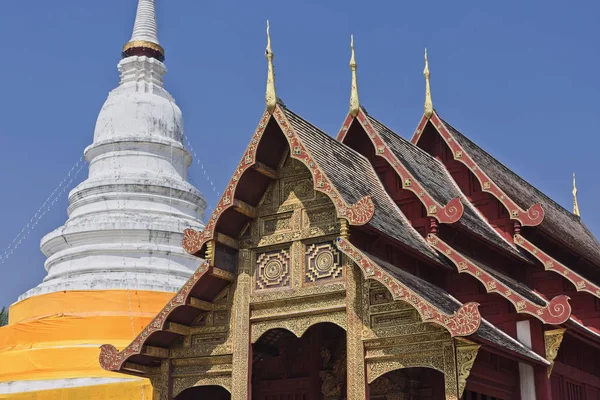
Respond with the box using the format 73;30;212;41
0;290;172;399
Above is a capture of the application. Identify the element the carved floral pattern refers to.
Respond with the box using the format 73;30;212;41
544;328;566;377
336;237;481;337
99;262;211;371
428;234;572;324
515;233;600;301
410;112;544;227
455;339;480;398
338;110;464;224
183;105;375;256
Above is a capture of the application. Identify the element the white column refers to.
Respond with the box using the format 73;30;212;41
516;320;536;400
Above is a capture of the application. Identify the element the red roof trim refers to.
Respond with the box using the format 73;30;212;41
99;262;211;371
339;110;464;224
183;106;374;256
515;234;600;302
336;237;481;337
411;112;544;227
428;234;571;324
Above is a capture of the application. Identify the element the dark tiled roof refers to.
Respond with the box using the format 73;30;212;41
441;117;600;267
364;251;548;364
366;115;525;261
465;255;547;306
281;107;444;265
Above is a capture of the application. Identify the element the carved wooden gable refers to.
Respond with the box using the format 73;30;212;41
240;151;343;297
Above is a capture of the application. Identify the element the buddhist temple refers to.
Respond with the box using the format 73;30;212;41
0;0;206;398
96;18;600;400
0;1;598;400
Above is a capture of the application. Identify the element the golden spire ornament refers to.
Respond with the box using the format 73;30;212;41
573;173;580;216
349;34;360;117
424;48;433;119
265;20;277;114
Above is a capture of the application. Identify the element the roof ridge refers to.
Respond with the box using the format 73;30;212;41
440;116;578;221
367;114;441;161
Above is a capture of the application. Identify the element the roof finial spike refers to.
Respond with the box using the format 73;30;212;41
349;34;360;117
265;20;277;114
123;0;164;61
424;48;433;119
573;173;581;217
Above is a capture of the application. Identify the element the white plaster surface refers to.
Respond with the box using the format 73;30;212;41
130;0;159;44
516;320;537;400
0;377;140;395
19;54;206;300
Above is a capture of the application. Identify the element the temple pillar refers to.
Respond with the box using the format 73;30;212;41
346;260;368;400
231;249;252;400
149;360;172;400
516;320;537;400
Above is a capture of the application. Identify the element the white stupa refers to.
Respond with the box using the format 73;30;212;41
22;0;206;299
0;1;206;398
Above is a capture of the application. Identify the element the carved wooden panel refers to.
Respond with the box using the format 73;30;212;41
255;248;291;290
305;241;343;283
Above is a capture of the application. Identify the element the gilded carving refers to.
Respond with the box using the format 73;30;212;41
454;338;480;398
231;249;251;400
306;241;343;283
251;311;347;343
255;248;291;289
346;261;367;400
544;328;566;377
172;376;232;399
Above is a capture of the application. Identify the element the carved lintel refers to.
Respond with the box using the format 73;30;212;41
141;345;170;359
233;199;257;218
122;362;159;375
252;161;279;180
164;322;191;336
216;232;240;249
544;328;566;378
188;297;216;311
454;338;480;398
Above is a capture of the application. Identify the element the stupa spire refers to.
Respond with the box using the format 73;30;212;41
123;0;165;61
265;20;277;114
573;173;580;216
424;48;433;119
349;35;360;117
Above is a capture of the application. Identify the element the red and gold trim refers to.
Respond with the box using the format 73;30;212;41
338;111;464;224
411;112;544;227
183;106;375;256
515;234;600;301
122;40;165;61
428;235;571;324
99;262;210;371
336;237;481;337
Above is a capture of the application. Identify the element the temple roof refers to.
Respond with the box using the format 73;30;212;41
362;113;527;261
282;107;445;265
440;117;600;267
363;251;549;365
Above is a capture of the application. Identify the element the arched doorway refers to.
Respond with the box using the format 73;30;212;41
252;322;346;400
175;385;231;400
369;368;445;400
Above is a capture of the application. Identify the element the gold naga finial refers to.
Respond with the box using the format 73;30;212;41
424;48;433;119
573;173;580;216
265;20;277;114
349;34;360;117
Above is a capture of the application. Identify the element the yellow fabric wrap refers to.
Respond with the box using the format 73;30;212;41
0;290;172;397
0;379;153;400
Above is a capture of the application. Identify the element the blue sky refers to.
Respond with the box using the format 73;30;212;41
0;0;598;307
